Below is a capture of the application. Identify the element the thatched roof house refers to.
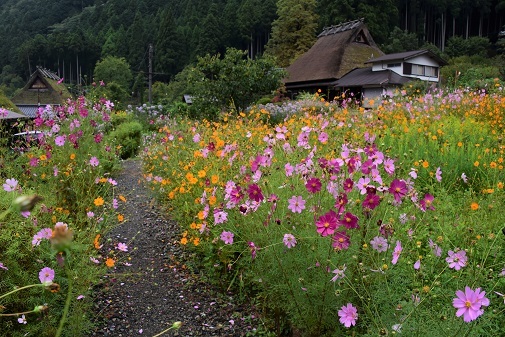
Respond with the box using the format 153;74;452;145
284;18;383;99
11;67;72;118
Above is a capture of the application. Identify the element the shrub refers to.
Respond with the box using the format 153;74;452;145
107;121;143;159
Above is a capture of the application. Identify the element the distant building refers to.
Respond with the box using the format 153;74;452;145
334;49;447;107
11;67;72;118
284;18;384;99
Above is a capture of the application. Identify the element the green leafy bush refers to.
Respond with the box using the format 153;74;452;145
107;121;143;159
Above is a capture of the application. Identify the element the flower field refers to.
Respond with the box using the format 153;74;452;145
1;85;504;336
142;87;505;336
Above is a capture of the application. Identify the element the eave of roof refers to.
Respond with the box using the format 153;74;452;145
366;49;447;66
333;67;412;87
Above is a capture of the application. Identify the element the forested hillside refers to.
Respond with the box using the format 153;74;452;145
0;0;504;94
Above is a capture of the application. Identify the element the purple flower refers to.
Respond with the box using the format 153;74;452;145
383;158;395;175
283;234;297;248
446;249;467;270
370;236;388;253
18;314;27;324
39;267;55;285
305;177;322;193
213;209;228;224
220;231;234;245
428;238;442;257
339;212;359;229
453;286;489;322
389;179;407;203
247;184;264;202
362;193;380;210
419;194;435;211
332;231;350;250
287;195;306;213
391;240;402;265
0;262;8;270
338;303;358;327
248;241;258;259
3;178;18;192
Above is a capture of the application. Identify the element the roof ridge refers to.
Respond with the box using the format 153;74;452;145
318;18;364;37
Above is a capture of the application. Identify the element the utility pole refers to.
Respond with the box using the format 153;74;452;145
148;43;153;105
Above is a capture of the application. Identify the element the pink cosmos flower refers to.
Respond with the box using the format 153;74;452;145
331;265;346;282
435;167;442;182
283;234;297;248
247;184;264;202
3;178;18;192
339;212;359;229
305;177;322;194
461;173;468;183
343;178;353;193
18;315;27;324
39;267;55;285
370;236;388;253
316;210;339;237
284;163;294;176
55;135;66;146
419;194;435;211
453;286;489;322
332;231;350;250
248;241;257;259
213;209;228;224
229;186;244;204
414;259;421;270
428;238;442;257
356;177;370;194
335;194;348;214
446;249;467;270
89;156;99;167
220;231;234;245
287;195;306;213
0;262;8;270
392;240;402;265
338;303;358;328
117;243;128;252
383;158;395;175
389;179;407;203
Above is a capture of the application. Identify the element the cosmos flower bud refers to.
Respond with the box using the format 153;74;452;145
33;305;48;313
172;321;182;329
13;195;43;212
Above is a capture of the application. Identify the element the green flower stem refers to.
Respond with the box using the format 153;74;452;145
55;264;73;337
152;322;182;337
0;284;43;300
0;208;12;221
0;309;36;316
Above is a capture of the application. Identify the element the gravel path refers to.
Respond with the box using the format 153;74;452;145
91;159;258;337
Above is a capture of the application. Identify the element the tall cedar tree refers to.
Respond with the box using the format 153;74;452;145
266;0;319;67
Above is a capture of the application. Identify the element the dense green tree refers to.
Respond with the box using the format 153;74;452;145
194;3;223;58
188;48;285;119
381;26;419;53
154;8;184;79
266;0;319;67
93;56;133;90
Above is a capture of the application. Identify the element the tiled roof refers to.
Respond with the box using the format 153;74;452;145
334;67;412;87
367;49;447;65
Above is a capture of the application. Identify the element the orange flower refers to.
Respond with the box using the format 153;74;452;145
70;153;75;160
474;161;479;167
94;197;105;206
422;161;429;168
490;162;497;169
211;175;219;184
117;214;124;222
119;195;126;202
93;234;101;249
198;170;206;178
105;258;115;267
497;182;504;189
193;238;200;246
180;237;188;245
190;222;197;229
470;202;479;210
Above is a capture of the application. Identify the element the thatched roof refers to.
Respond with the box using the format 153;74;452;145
285;19;384;89
11;67;72;106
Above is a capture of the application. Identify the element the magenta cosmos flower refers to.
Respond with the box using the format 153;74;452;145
362;193;380;210
287;195;306;213
338;303;358;327
419;193;435;211
305;177;322;193
247;184;264;202
332;231;350;250
339;212;359;229
389;179;407;203
316;210;339;237
453;286;489;322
